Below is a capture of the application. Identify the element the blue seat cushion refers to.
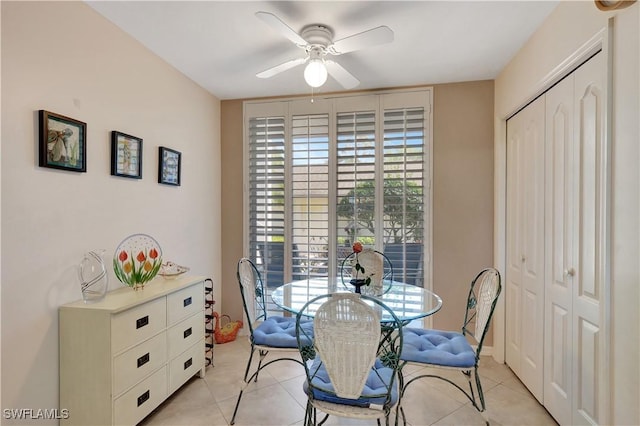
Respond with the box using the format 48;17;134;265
303;358;398;408
401;328;476;368
253;316;313;348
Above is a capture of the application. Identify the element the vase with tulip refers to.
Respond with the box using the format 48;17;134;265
345;241;372;294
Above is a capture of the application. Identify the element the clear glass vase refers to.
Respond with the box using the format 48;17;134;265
78;249;109;303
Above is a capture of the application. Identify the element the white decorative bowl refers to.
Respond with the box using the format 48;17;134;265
158;261;190;279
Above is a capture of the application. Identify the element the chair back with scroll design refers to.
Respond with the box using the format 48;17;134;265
231;258;309;425
236;257;267;337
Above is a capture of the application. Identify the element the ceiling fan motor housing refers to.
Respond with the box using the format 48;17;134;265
301;24;334;48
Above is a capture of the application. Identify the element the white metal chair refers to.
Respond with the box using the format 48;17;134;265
340;248;394;296
296;293;404;426
398;267;501;424
230;258;313;425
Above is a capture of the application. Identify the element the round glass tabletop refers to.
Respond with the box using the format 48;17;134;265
271;277;442;323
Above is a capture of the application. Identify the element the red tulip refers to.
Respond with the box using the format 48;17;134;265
353;241;363;253
137;251;146;262
149;248;158;259
118;251;128;262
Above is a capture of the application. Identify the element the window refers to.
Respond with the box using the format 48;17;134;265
244;90;432;306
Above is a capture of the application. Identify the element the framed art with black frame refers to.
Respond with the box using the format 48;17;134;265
158;146;181;186
39;110;87;172
111;131;143;179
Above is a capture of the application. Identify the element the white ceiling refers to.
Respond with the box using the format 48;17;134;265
86;1;559;100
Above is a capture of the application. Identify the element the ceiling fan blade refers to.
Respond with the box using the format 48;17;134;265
325;60;360;89
255;11;308;47
330;26;394;55
256;57;307;79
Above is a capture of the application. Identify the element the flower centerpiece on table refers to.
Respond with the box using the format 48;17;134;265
346;241;375;293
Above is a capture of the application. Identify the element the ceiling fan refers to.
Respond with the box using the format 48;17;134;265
255;11;394;89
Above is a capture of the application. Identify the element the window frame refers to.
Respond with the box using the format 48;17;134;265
243;88;433;294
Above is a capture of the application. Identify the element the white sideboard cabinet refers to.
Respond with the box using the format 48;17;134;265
60;276;207;425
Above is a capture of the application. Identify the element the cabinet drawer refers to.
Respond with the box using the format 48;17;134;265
169;339;205;394
113;332;167;396
112;297;166;354
167;282;203;325
168;312;205;359
113;365;167;426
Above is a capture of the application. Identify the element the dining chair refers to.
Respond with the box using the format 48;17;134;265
340;248;394;295
398;267;501;425
230;257;313;425
295;292;404;426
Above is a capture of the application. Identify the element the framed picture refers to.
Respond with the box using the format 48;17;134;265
39;110;87;172
158;146;181;186
111;131;143;179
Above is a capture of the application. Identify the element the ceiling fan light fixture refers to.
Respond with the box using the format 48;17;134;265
304;59;328;88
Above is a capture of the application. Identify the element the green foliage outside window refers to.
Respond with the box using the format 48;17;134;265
337;180;423;244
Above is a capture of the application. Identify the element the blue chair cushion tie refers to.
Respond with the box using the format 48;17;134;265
253;316;313;348
401;328;476;368
303;358;398;408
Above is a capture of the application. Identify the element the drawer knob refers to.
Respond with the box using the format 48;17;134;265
136;315;149;329
137;390;150;407
183;327;192;339
183;297;192;307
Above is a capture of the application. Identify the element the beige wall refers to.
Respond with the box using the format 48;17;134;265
220;99;244;325
220;81;495;342
433;81;495;335
1;1;221;418
494;1;639;424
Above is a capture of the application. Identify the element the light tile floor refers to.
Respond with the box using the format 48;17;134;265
141;338;558;426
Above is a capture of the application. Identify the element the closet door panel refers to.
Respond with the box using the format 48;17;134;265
544;74;574;426
573;52;605;426
519;96;545;401
576;318;599;424
505;120;523;374
505;95;545;401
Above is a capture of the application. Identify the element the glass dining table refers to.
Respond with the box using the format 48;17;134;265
271;277;443;325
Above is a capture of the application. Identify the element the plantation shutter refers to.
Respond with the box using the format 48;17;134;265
291;113;330;279
382;106;426;285
335;110;377;263
248;116;286;288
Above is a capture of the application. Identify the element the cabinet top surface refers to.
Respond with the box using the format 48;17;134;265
60;275;207;312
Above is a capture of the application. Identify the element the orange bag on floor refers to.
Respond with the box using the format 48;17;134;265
212;312;243;344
